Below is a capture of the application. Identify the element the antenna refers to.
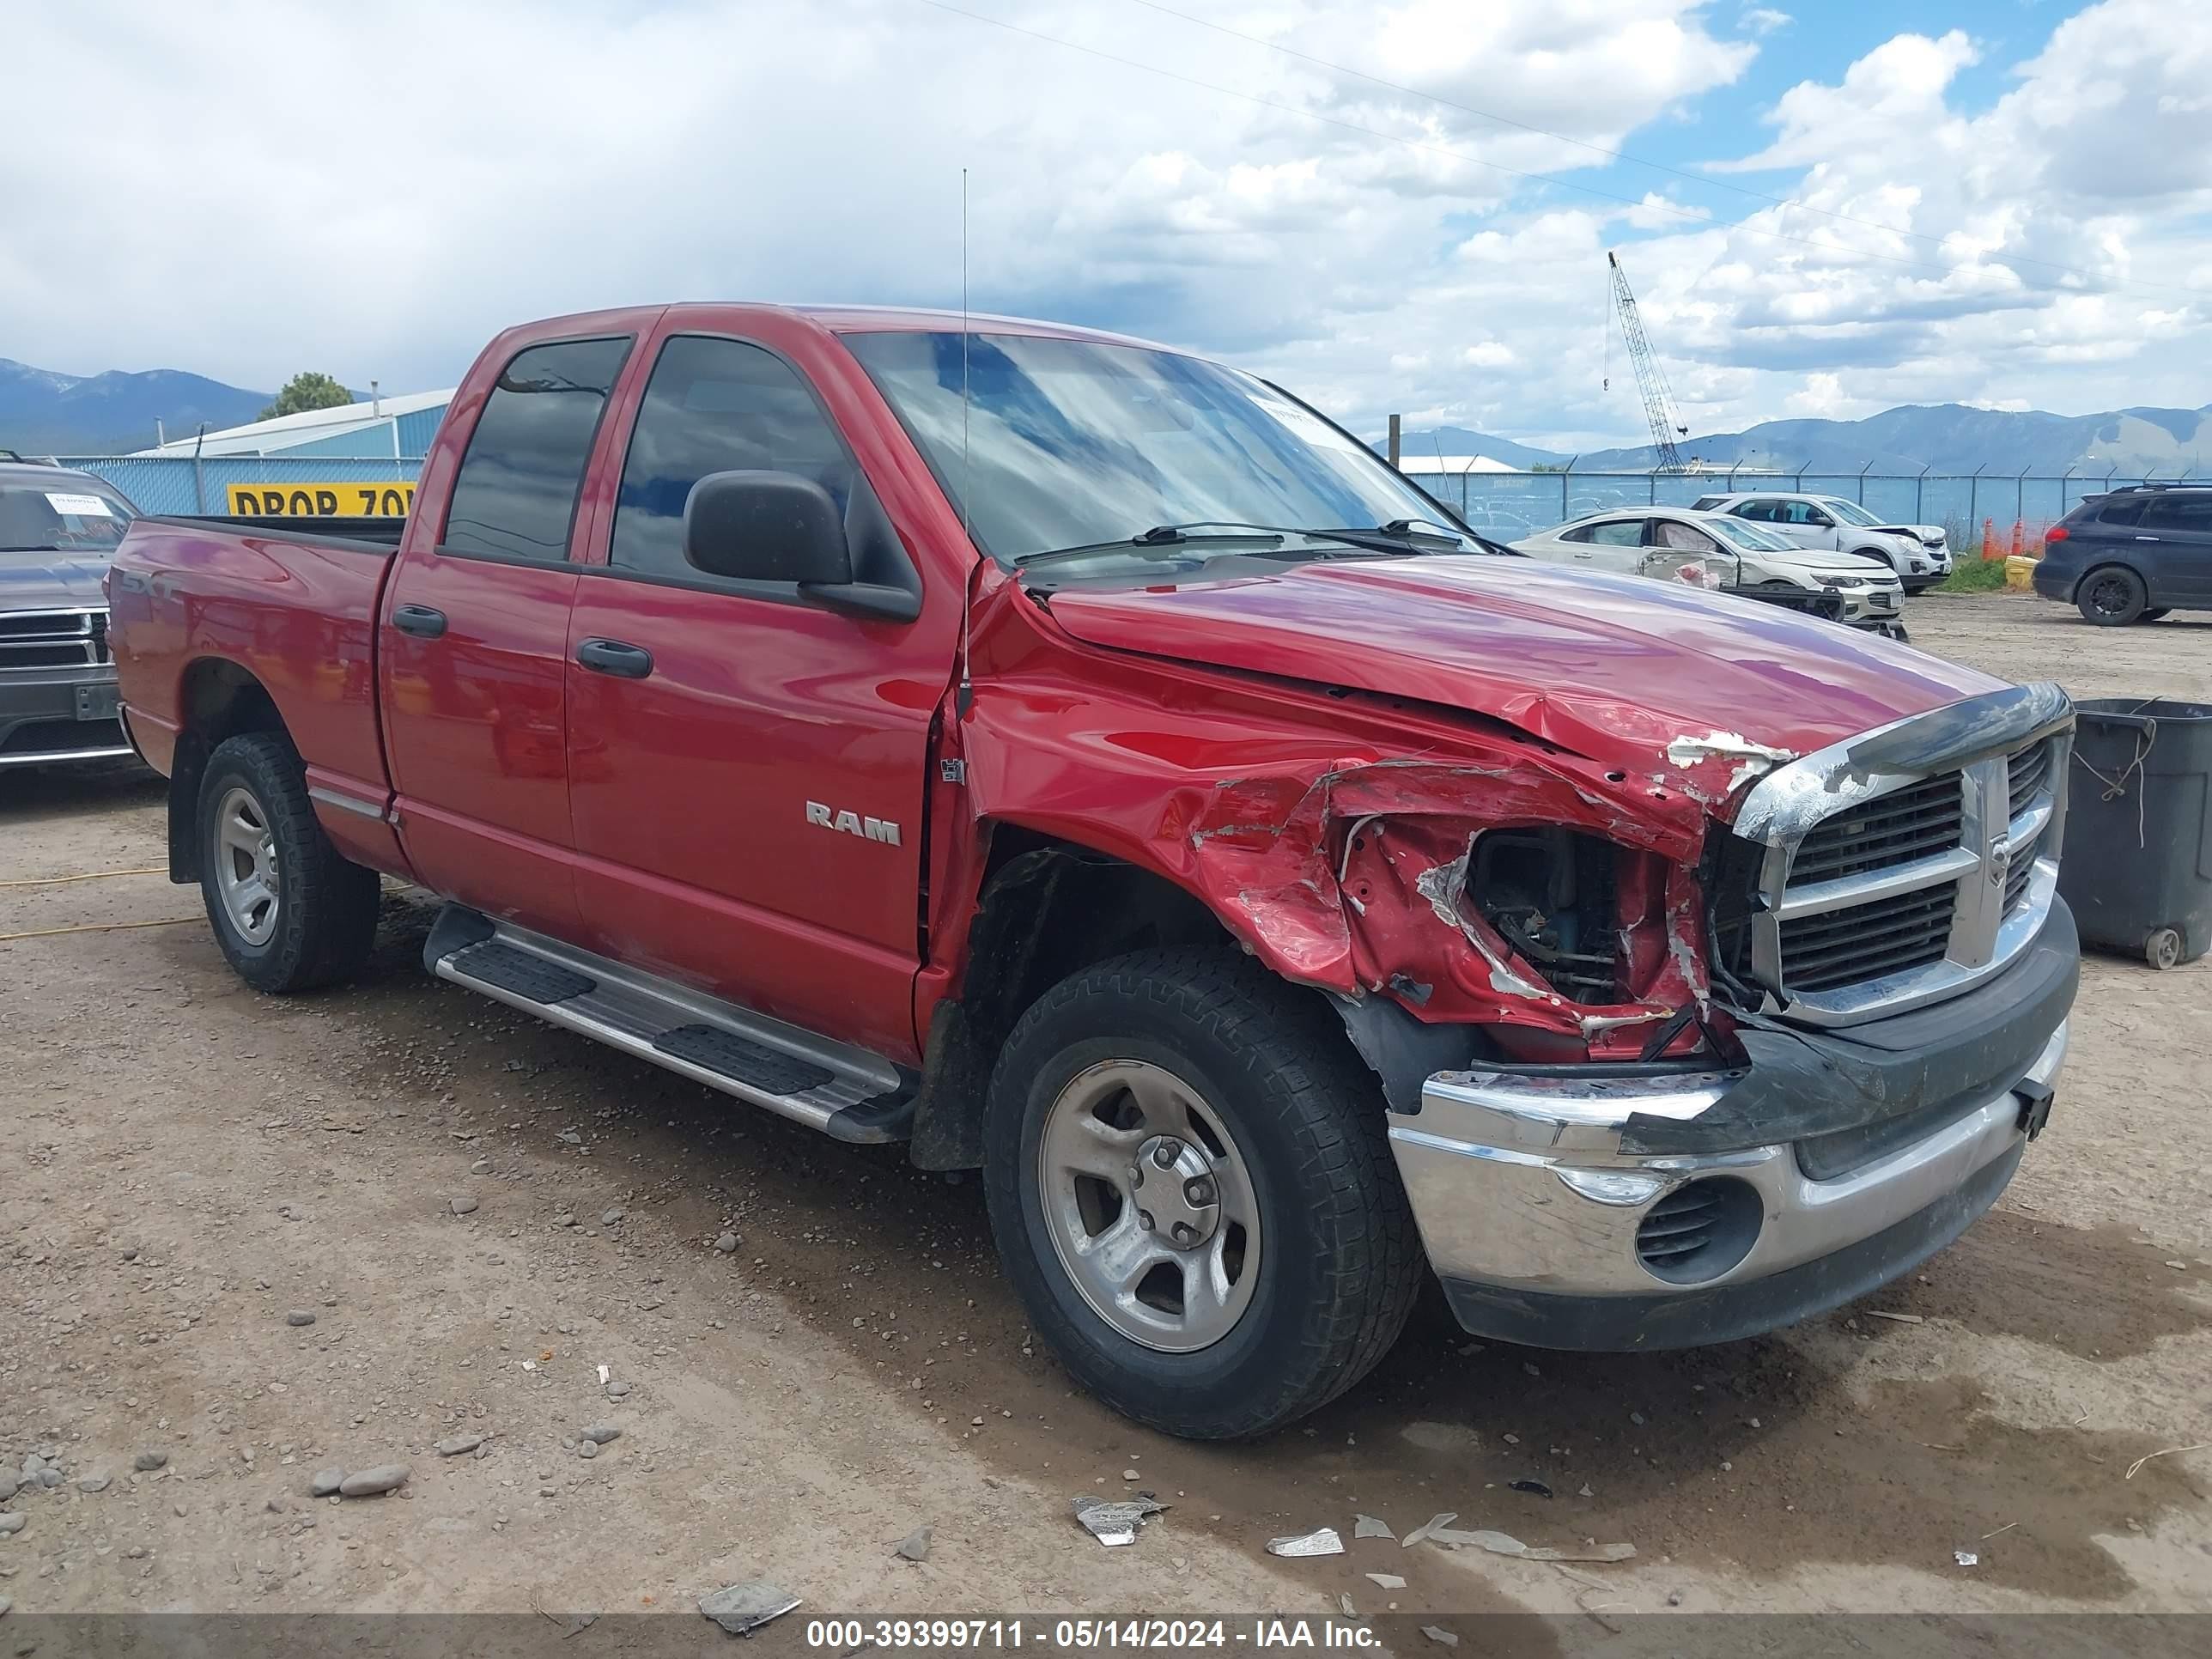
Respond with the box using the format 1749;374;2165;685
956;167;975;720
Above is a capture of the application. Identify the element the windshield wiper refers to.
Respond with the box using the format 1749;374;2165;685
1012;523;1286;568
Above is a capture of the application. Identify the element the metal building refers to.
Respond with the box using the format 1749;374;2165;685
131;388;453;460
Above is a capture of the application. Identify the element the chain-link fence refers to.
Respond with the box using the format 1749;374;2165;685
53;454;422;517
1405;467;2184;550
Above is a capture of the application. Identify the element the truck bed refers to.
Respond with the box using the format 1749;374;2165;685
107;515;402;829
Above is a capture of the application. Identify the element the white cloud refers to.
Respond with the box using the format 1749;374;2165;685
1741;8;1791;36
1;0;2207;457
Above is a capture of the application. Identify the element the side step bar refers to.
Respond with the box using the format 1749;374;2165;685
423;906;915;1144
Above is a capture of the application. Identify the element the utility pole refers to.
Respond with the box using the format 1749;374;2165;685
1387;413;1401;471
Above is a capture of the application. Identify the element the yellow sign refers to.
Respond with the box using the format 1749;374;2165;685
227;481;416;517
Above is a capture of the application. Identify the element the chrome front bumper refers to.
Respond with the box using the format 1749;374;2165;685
1388;1019;2067;1346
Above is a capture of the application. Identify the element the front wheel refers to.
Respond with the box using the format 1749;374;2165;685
982;949;1421;1439
198;732;380;993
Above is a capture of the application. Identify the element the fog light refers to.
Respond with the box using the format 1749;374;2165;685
1555;1168;1670;1206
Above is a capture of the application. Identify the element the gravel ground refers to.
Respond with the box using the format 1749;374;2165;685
1;591;2207;1635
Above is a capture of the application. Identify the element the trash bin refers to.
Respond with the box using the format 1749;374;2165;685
2057;698;2212;969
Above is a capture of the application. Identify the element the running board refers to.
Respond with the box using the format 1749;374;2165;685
423;907;915;1144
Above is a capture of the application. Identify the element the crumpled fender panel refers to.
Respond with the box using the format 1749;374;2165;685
924;582;1738;1058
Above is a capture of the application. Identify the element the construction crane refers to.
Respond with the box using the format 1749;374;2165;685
1607;250;1689;473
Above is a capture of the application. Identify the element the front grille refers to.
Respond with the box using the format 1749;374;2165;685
0;608;108;671
1780;884;1956;991
2003;830;2039;914
1790;773;1964;884
2006;738;2050;820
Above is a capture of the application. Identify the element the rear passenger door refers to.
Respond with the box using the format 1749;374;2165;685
2134;494;2212;603
1554;517;1649;574
380;334;633;941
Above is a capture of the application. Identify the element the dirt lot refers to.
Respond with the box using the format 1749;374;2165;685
3;592;2208;1637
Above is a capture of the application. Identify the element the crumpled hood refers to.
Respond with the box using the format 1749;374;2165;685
1043;555;2001;799
0;550;112;613
1735;545;1896;580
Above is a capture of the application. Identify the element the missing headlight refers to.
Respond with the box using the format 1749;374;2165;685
1468;829;1622;1003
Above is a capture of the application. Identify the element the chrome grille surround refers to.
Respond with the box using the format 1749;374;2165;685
1728;682;2073;1027
0;607;109;672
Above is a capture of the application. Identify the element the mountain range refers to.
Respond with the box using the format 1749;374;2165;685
1391;403;2212;478
7;348;2207;478
0;359;269;455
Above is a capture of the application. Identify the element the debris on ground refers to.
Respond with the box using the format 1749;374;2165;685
1508;1480;1553;1499
1365;1572;1407;1590
1422;1526;1636;1564
1420;1626;1459;1647
1073;1493;1166;1547
435;1434;484;1457
2124;1443;2206;1480
1867;1310;1924;1325
895;1526;932;1562
286;1310;316;1327
699;1581;801;1635
1353;1514;1395;1540
336;1466;410;1498
583;1425;622;1445
1954;1550;1978;1567
1401;1512;1457;1548
1266;1527;1344;1559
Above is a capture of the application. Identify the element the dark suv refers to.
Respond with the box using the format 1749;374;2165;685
0;458;140;769
2035;483;2212;625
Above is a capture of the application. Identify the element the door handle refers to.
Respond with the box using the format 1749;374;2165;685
392;604;447;638
2136;536;2160;543
575;637;653;679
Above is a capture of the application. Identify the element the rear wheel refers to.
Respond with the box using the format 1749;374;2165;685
2077;566;2148;626
198;732;380;993
981;948;1421;1439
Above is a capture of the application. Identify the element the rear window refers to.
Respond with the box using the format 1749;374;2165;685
1691;495;1725;510
2096;497;2147;526
0;478;137;554
441;337;632;562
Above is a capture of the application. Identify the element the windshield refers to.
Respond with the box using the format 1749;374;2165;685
842;331;1456;568
1708;515;1800;551
0;478;137;554
1823;498;1885;527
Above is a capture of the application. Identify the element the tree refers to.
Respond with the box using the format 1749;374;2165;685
258;372;354;422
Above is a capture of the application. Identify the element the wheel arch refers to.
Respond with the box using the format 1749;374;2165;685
166;657;289;882
909;823;1249;1171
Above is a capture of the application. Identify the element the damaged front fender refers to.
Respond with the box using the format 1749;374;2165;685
1179;753;1722;1059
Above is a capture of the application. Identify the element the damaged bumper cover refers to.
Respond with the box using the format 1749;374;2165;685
1388;898;2077;1349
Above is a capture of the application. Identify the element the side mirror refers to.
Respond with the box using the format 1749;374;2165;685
684;471;852;586
1806;510;1833;528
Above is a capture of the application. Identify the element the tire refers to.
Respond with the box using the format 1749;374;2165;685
981;948;1422;1439
197;732;380;993
2076;565;2148;626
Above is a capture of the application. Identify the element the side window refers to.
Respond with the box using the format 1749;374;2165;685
1559;524;1593;543
2142;494;2212;532
1735;500;1774;522
610;335;856;580
441;337;630;562
1653;520;1717;552
1585;520;1646;547
2098;497;2145;526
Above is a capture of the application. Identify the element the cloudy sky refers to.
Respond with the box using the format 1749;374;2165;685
8;0;2208;447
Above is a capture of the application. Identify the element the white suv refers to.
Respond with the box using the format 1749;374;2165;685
1692;493;1953;592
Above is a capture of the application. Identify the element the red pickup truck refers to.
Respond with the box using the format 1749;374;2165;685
106;304;2078;1437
